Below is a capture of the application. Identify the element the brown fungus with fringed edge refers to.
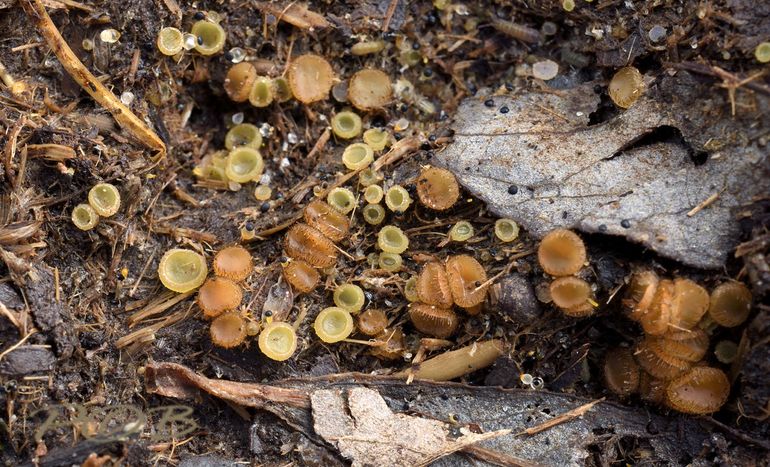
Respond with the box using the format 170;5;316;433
537;229;586;277
416;167;460;211
416;262;453;309
665;367;730;415
197;277;243;319
445;255;489;309
603;347;641;397
408;302;459;339
213;245;253;282
282;259;319;294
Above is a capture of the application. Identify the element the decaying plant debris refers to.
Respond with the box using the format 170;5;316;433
1;0;769;465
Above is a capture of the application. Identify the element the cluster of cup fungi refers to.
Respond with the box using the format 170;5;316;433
145;11;757;417
602;272;752;414
71;183;122;231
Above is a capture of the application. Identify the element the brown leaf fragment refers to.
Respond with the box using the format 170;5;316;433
254;2;330;30
311;387;510;467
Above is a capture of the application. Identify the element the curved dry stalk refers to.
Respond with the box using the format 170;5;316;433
22;0;166;159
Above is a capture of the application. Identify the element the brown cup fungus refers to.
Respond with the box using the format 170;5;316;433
210;312;247;348
608;66;644;109
549;276;593;316
348;69;393;110
639;373;667;405
284;224;338;268
198;277;243;319
158;248;208;293
445;255;488;308
669;278;709;330
708;281;752;327
634;337;691;380
416;167;460;211
603;348;641;396
408;303;459;339
303;199;350;243
649;328;709;363
639;279;674;336
213;245;253;282
224;62;257;102
665;367;729;415
288;54;334;104
282;259;320;294
416;262;454;308
537;229;586;277
357;309;388;336
370;328;406;360
624;270;659;321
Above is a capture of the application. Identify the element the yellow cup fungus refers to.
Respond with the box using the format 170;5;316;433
378;252;402;272
259;322;298;361
249;76;274;108
608;66;645;109
72;203;99;231
351;40;386;56
494;218;519;242
272;76;293;102
363;128;390;152
225;123;262;150
331;111;363;139
448;221;474;242
362;203;386;225
191;20;226;56
254;185;272;201
384;185;412;213
377;225;409;254
326;187;356;214
157;27;184;56
363;185;384;204
224;62;257;102
198;277;243;319
404;276;419;302
358;168;383;187
342;143;374;171
348;69;393;111
158;248;208;293
756;42;770;63
288;54;334;104
333;283;366;313
210;312;247;348
88;183;121;217
212;245;253;282
314;307;354;343
225;147;264;183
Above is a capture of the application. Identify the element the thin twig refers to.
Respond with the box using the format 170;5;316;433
517;398;604;436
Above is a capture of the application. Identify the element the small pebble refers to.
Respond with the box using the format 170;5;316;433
484;98;495;107
507;185;518;195
620;219;631;228
500;106;509;114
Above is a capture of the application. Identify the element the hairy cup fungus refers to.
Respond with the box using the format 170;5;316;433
708;281;752;327
370;328;406;360
416;262;453;308
384;185;412;213
158;248;208;293
224;62;257;102
282;259;320;294
272;76;293;102
326;187;356;214
157;27;184;56
494;219;519;243
634;337;691;380
191;20;226;56
304;199;350;243
225;123;262;150
448;221;474;242
408;303;459;338
377;225;409;254
314;307;354;343
357;308;388;336
288;54;334;104
198;277;243;319
248;76;274;107
669;278;709;330
362;203;386;225
213;245;253;282
88;183;121;217
363;128;389;151
416;167;460;211
351;40;386;56
714;340;738;364
363;185;384;204
348;69;393;110
404;276;419;302
209;312;246;348
649;328;709;362
640;279;674;335
445;255;488;308
665;367;729;414
639;372;666;405
284;223;338;268
624;270;659;321
537;229;586;276
342;143;374;170
378;252;402;272
225;147;264;183
603;347;641;396
259;322;298;361
333;283;366;313
331;111;363;139
608;66;644;109
72;203;99;230
254;185;272;201
756;42;770;63
550;276;593;316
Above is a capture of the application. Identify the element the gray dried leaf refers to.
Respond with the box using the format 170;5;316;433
438;77;769;269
